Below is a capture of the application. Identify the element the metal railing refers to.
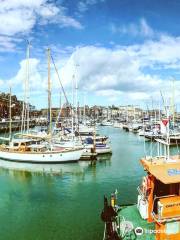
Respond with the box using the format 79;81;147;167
152;195;180;222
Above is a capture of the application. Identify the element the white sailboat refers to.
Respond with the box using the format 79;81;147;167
0;139;83;163
0;47;83;163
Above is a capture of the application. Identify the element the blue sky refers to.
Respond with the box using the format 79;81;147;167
0;0;180;109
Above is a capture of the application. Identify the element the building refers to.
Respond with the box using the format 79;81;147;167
0;92;37;120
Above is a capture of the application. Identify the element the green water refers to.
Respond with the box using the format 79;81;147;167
0;127;157;240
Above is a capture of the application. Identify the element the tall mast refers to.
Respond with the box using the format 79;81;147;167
83;91;86;124
133;106;136;121
26;42;30;133
171;78;175;127
47;48;52;137
126;106;128;122
71;74;75;140
166;103;170;161
158;96;161;156
9;87;12;141
60;91;62;111
74;64;79;127
21;42;30;133
75;74;78;126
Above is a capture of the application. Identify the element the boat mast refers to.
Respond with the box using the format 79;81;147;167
47;48;52;138
83;91;86;125
20;42;30;134
26;41;30;133
133;106;135;122
126;106;128;122
171;78;175;128
9;87;12;142
166;102;170;161
72;74;75;140
75;74;78;127
158;97;161;156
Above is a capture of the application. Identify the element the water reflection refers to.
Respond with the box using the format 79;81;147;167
0;127;143;240
0;153;112;180
97;153;112;164
0;160;90;176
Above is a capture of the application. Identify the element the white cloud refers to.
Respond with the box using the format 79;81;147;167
111;18;155;38
78;2;89;12
7;58;46;91
0;0;82;51
59;46;164;94
140;18;154;37
3;34;180;106
0;9;36;36
58;36;180;104
132;35;180;65
78;0;105;13
0;36;22;52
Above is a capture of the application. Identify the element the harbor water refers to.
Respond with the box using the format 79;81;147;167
0;127;160;240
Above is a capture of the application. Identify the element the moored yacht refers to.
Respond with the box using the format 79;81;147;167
0;138;83;163
101;120;113;126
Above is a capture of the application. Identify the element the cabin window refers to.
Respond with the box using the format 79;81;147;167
13;143;18;147
165;222;180;235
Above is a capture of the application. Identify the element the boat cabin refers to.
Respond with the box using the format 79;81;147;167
138;156;180;240
8;139;45;152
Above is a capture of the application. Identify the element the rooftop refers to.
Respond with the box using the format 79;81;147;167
141;156;180;184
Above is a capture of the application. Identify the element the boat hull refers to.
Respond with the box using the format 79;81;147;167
0;149;84;163
84;144;112;154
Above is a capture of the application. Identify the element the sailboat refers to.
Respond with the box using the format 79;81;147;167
0;47;83;163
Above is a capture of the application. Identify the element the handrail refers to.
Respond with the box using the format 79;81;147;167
152;212;180;223
152;194;180;222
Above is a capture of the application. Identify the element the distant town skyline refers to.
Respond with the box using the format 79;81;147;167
0;0;180;109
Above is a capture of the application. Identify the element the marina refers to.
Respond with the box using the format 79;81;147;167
2;121;180;239
0;65;179;239
0;127;148;240
0;77;180;240
0;0;180;239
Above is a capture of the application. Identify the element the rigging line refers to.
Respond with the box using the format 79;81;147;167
160;91;168;116
50;54;69;105
143;121;147;157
